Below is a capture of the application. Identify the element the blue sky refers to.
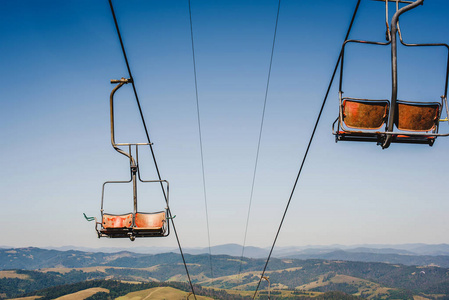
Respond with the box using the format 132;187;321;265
1;0;449;250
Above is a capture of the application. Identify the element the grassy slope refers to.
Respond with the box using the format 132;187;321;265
0;271;30;279
7;297;41;300
198;270;408;299
116;286;213;300
295;274;392;299
54;287;109;300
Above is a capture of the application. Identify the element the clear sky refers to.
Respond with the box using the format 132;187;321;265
1;0;449;251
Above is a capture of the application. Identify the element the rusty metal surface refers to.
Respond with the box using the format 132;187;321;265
103;214;133;228
342;100;388;129
135;212;165;229
102;213;133;229
395;102;439;131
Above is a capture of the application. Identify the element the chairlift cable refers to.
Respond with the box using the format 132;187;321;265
187;0;214;279
237;0;281;279
252;0;362;297
107;1;197;298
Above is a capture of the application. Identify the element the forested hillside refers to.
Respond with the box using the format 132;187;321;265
1;248;449;299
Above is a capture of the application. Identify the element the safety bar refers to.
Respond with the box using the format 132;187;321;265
339;39;391;93
135;145;169;207
397;25;449;100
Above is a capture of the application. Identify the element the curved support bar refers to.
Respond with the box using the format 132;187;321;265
110;78;135;164
383;0;424;149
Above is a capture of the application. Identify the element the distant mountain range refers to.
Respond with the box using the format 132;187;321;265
2;244;449;269
11;242;449;258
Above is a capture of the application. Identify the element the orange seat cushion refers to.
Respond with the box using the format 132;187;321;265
342;99;389;130
395;101;439;131
102;213;133;229
135;212;165;230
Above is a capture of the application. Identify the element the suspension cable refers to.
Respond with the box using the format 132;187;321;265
188;0;214;279
252;0;362;298
238;0;282;279
107;1;197;298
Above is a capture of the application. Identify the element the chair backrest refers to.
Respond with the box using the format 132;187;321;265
102;213;133;229
135;211;166;229
395;101;440;131
342;99;389;130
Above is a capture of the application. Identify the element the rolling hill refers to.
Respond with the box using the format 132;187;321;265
2;247;449;299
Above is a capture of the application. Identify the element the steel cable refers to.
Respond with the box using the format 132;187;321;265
107;1;197;298
252;0;362;298
188;0;214;279
238;0;282;279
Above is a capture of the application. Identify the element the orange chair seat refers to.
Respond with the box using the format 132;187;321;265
395;101;440;132
134;212;165;230
342;99;389;130
102;213;133;229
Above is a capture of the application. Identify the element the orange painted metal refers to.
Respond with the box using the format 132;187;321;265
135;212;165;229
342;99;389;130
395;102;439;131
102;213;133;229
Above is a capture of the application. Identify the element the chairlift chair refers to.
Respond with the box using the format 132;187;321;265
333;0;449;148
86;78;170;241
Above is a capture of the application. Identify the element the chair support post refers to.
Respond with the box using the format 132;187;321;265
383;0;424;148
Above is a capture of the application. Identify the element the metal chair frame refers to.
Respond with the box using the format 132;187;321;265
93;78;170;240
333;0;449;148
